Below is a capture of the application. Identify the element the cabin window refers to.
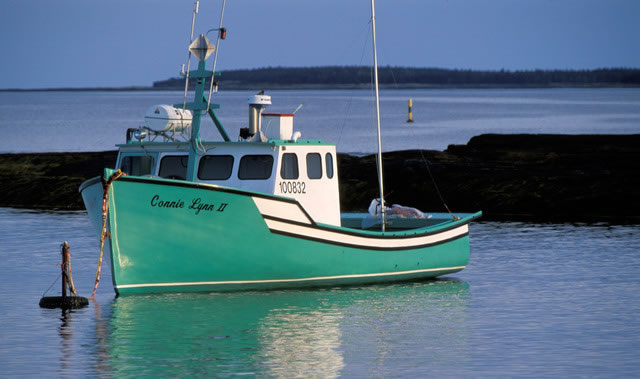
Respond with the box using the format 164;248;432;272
325;153;334;179
198;155;234;180
238;155;274;180
306;153;322;179
120;155;154;176
280;153;299;179
158;155;188;180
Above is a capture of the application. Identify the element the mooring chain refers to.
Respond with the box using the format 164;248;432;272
90;170;125;299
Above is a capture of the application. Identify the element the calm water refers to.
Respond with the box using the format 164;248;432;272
1;89;639;376
1;88;639;154
0;208;638;377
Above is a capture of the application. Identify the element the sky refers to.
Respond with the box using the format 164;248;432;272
1;0;639;89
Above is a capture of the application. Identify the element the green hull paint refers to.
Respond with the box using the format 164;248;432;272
89;173;479;295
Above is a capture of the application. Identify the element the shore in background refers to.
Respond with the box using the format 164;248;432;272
1;134;638;223
3;67;639;92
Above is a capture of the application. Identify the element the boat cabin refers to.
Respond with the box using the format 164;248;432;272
115;96;341;227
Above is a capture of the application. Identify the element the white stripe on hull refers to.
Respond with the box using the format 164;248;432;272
253;197;312;224
116;265;466;289
265;218;469;249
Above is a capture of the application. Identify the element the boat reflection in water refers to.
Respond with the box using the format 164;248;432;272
257;304;345;377
93;279;469;377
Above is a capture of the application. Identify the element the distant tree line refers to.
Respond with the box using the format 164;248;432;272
153;66;640;89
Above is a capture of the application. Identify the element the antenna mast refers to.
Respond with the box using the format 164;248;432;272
206;0;227;112
183;1;199;109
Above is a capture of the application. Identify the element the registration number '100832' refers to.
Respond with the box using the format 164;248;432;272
278;181;306;194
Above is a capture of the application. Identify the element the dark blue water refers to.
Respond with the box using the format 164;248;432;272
1;208;638;377
1;88;639;154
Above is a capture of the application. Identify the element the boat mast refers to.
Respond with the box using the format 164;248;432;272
181;35;216;182
206;0;227;113
174;2;231;180
183;1;199;110
370;0;386;231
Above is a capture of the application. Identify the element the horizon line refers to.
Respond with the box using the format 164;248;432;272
3;66;639;91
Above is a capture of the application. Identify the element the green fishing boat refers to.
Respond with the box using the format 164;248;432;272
80;1;481;295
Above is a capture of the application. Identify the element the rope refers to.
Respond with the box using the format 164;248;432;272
41;272;60;298
417;150;459;220
336;21;371;149
90;169;125;299
381;66;458;221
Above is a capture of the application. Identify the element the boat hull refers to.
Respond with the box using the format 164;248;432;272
81;173;479;294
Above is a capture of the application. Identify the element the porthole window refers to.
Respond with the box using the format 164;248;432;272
280;153;299;179
325;153;334;179
198;155;234;180
158;155;188;180
306;153;322;179
238;155;274;180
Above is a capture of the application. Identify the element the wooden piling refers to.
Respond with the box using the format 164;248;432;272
61;242;69;299
39;242;89;309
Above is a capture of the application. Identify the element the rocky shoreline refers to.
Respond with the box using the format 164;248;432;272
1;134;638;223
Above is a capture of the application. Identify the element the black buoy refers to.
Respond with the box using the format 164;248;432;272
39;296;89;309
39;241;89;309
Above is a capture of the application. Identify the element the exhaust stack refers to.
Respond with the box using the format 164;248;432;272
248;94;272;137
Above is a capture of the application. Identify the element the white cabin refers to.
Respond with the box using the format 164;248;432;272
116;140;341;226
116;95;342;226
